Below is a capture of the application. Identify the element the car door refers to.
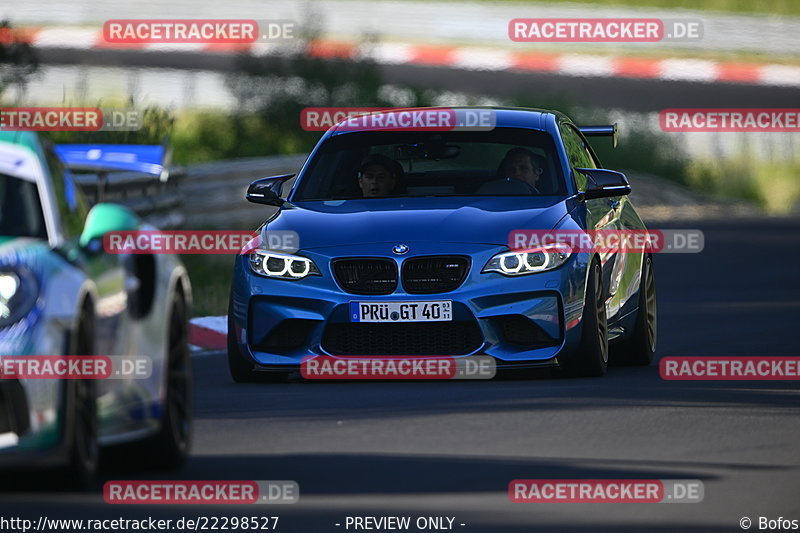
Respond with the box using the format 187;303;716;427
43;148;147;434
44;148;131;356
559;123;627;320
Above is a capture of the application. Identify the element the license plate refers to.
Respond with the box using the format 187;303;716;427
350;301;453;323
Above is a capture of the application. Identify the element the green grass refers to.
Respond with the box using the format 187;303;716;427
182;254;234;317
685;157;800;214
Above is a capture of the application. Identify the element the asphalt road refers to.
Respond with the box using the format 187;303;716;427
35;49;800;113
1;216;799;532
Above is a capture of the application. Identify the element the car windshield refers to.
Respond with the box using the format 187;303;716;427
0;173;48;239
292;128;566;201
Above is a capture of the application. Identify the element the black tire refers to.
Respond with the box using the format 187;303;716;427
60;303;98;489
613;255;657;366
61;378;98;489
562;260;608;377
150;292;193;469
110;293;192;470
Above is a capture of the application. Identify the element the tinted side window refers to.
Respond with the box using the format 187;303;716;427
45;149;89;240
0;174;47;239
560;124;597;192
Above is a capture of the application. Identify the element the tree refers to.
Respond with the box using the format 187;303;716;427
0;20;39;100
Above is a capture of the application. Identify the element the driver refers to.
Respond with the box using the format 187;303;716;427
476;147;544;195
357;154;402;198
497;147;543;190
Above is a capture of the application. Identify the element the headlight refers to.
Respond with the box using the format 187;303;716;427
248;250;320;280
482;244;571;276
0;266;39;327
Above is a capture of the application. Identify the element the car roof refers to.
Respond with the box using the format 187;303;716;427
328;107;566;135
0;131;47;182
0;130;45;156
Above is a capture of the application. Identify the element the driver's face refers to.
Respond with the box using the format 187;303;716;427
358;165;396;197
503;155;541;187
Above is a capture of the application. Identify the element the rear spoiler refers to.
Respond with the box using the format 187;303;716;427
579;124;618;148
54;144;168;202
54;144;166;177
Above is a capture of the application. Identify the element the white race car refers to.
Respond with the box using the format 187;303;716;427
0;130;192;486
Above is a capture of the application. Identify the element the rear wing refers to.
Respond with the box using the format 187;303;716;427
579;124;618;148
54;144;169;202
54;144;166;177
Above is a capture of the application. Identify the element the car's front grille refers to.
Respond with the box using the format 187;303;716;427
402;256;470;294
332;259;398;295
322;321;483;356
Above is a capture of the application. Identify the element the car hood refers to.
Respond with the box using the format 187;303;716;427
265;196;573;249
0;236;47;256
0;237;55;278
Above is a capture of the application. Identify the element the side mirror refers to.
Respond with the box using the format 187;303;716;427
246;174;295;206
79;203;139;251
576;168;631;199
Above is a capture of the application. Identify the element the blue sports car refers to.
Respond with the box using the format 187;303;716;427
228;107;656;381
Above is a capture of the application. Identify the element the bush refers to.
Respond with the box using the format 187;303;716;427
44;101;175;146
686;157;800;214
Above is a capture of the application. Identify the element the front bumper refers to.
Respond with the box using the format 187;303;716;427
0;377;68;469
0;317;67;464
231;242;590;369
